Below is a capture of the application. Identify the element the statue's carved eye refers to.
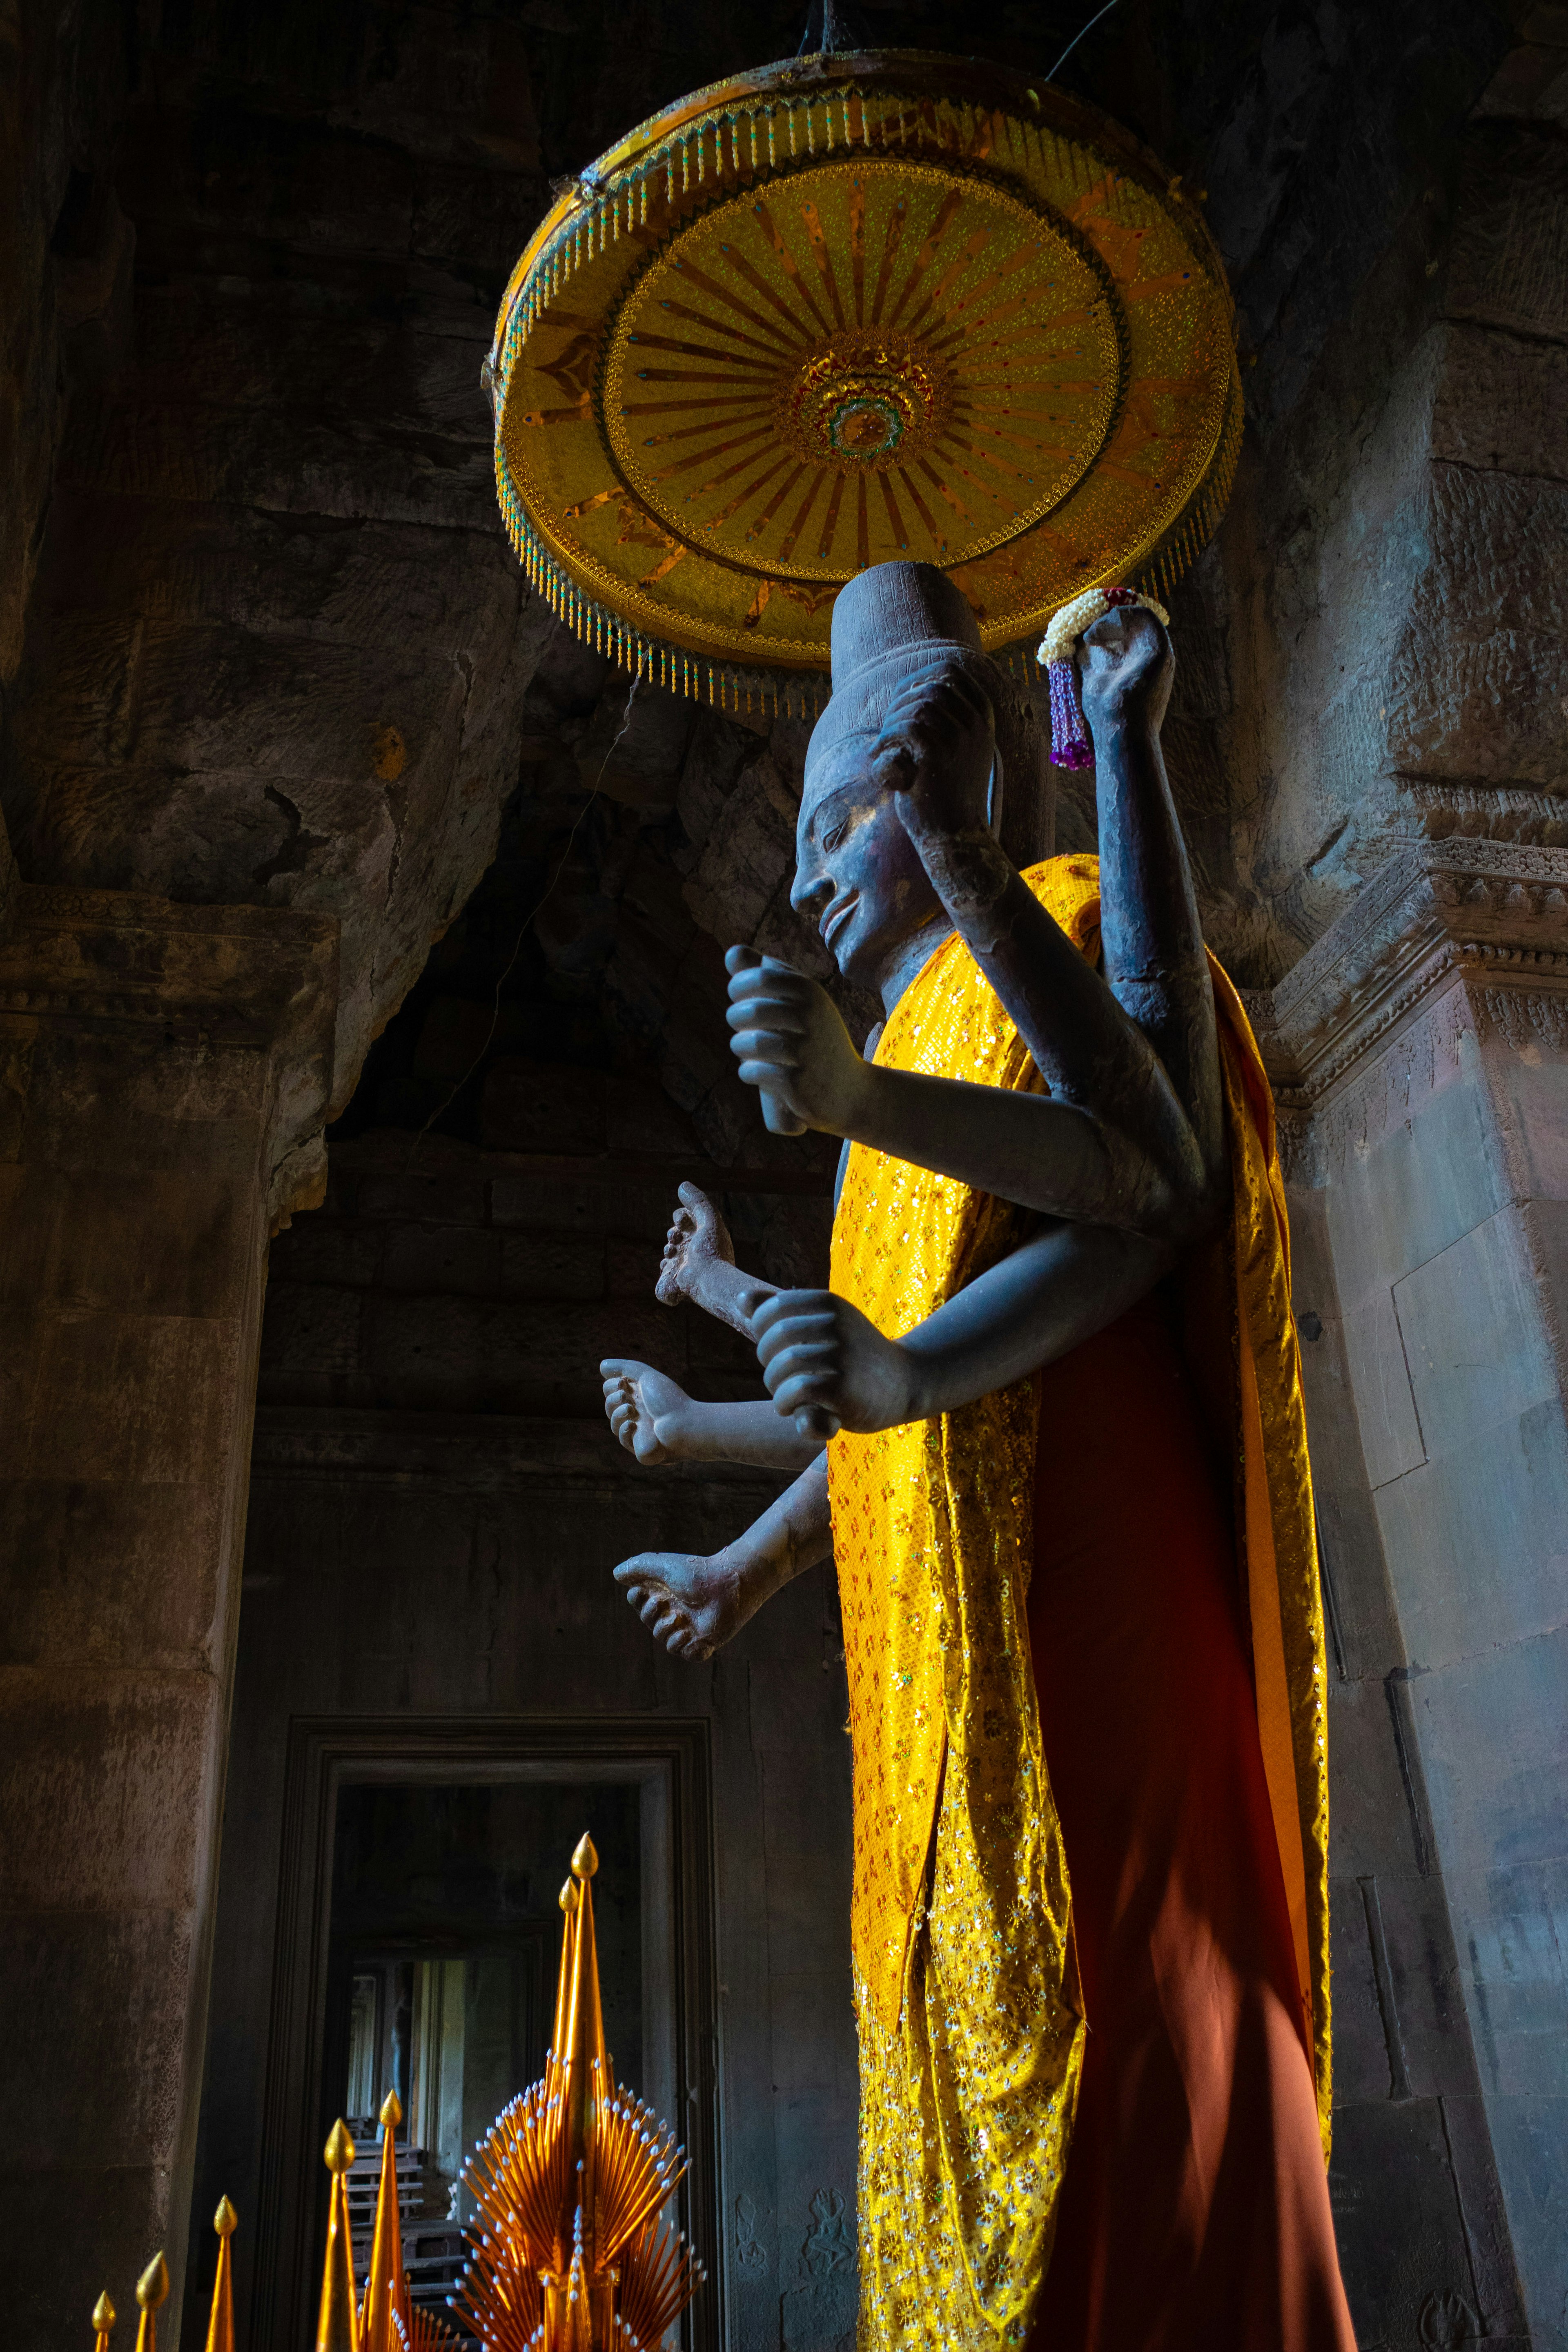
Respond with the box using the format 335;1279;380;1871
822;822;846;853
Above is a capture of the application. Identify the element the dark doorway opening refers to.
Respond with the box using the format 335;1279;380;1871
248;1720;717;2352
322;1780;642;2328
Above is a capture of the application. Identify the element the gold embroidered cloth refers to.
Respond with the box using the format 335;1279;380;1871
827;855;1331;2350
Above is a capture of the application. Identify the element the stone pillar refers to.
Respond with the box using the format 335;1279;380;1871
1253;838;1568;2345
0;882;335;2344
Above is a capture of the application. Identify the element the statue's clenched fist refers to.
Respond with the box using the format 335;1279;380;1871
752;1286;919;1435
868;656;998;843
1078;604;1174;738
725;946;870;1138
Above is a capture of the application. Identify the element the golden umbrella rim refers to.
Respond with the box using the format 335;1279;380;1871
488;46;1243;716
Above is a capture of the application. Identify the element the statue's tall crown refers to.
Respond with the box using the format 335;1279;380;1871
828;561;982;688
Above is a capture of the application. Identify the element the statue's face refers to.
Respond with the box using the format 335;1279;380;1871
790;728;944;989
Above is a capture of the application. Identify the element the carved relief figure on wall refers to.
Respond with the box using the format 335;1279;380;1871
599;561;1354;2351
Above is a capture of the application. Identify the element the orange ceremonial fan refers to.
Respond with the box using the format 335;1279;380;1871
391;2311;464;2352
452;1834;707;2352
488;44;1241;714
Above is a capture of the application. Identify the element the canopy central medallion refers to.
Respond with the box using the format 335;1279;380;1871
488;50;1241;711
602;159;1120;583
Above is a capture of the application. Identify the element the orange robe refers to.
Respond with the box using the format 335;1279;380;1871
1025;1296;1353;2350
827;856;1347;2351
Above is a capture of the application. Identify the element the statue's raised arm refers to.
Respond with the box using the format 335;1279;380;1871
725;566;1224;1244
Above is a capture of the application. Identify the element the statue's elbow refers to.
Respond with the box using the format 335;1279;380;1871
1141;1152;1230;1250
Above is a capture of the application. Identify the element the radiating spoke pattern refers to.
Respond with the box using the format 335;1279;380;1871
490;57;1243;709
605;160;1120;582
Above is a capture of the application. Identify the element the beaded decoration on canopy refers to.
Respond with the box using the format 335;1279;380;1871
486;45;1241;720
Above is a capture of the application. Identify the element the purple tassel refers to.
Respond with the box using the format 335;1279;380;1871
1048;657;1094;770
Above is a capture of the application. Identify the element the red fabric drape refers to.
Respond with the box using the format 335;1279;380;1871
1024;1296;1354;2352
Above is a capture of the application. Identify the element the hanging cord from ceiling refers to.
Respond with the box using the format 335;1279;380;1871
795;0;1119;75
795;0;868;55
1045;0;1121;82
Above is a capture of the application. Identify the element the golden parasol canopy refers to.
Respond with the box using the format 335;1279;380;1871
487;47;1241;713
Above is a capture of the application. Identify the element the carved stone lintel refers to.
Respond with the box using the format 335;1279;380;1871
0;880;340;1223
1240;842;1568;1187
1250;841;1568;1098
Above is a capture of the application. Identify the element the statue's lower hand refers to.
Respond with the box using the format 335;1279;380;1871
726;947;870;1136
751;1287;919;1434
600;1358;690;1465
613;1547;742;1660
1078;604;1174;739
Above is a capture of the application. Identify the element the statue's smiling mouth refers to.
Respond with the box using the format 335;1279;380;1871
822;894;859;950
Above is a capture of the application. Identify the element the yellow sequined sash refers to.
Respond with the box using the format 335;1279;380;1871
829;856;1331;2348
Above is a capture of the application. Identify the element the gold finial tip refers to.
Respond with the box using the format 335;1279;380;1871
214;2194;238;2236
379;2088;403;2127
571;1831;598;1879
136;2255;170;2310
323;2118;357;2173
559;1877;579;1912
91;2293;116;2332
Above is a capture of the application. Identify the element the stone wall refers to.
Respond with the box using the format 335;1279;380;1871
0;883;336;2341
1158;3;1560;980
1251;840;1568;2349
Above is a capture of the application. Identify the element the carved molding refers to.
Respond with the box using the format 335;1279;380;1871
0;881;341;1221
1245;843;1568;1185
1389;775;1568;850
1249;841;1568;1102
0;881;338;1047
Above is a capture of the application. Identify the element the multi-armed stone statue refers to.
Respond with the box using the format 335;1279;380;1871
602;561;1352;2352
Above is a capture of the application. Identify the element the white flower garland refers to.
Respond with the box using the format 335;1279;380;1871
1037;585;1169;668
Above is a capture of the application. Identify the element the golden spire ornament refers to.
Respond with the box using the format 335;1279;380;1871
455;1836;706;2350
205;2198;238;2352
91;2291;116;2352
316;2121;359;2352
487;44;1241;713
133;2254;168;2352
548;1875;580;2101
362;2091;411;2352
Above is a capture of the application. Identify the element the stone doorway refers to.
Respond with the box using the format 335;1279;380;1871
241;1722;716;2352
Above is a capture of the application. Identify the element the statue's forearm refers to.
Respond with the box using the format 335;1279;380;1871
726;1453;833;1605
849;1054;1207;1239
681;1253;779;1340
898;1218;1172;1420
655;1394;823;1472
913;830;1164;1101
1092;715;1225;1185
710;1449;832;1637
886;824;1219;1238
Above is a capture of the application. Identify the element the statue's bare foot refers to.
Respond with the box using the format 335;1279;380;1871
612;1547;742;1660
599;1358;691;1466
655;1181;735;1309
